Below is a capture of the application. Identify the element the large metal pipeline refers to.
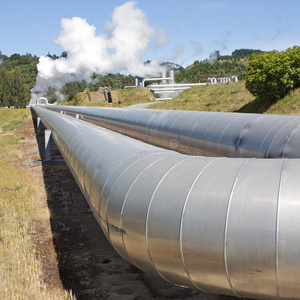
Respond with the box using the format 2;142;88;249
45;105;300;158
32;105;300;299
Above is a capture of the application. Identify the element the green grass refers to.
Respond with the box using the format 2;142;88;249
265;88;300;115
0;109;29;128
152;81;300;115
152;81;253;112
3;119;23;131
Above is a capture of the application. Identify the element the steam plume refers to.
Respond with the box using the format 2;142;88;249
208;51;218;63
31;1;166;104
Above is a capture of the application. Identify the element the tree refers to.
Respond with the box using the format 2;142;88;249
46;52;60;59
0;66;13;107
61;82;81;101
0;65;30;107
244;46;300;102
61;52;68;58
12;69;29;107
0;66;5;106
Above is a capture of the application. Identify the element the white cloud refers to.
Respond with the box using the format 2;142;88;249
31;1;167;104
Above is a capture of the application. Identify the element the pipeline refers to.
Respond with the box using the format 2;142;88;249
44;105;300;159
32;105;300;299
124;78;139;89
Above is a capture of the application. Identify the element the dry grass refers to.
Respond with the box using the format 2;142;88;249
0;108;75;300
62;88;156;107
112;88;156;107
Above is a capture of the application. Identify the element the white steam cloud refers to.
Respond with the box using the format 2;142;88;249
31;1;166;104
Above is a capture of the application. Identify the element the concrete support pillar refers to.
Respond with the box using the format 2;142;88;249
45;129;52;161
76;114;80;119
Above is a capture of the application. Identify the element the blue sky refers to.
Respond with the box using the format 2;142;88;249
1;0;299;67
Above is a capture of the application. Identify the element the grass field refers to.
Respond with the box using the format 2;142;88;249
0;108;75;299
152;81;300;115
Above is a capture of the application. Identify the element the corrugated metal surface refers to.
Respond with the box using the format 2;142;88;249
45;105;300;158
32;105;300;299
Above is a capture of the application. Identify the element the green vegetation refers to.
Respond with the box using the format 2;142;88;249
245;46;300;102
152;81;253;112
0;53;39;90
174;49;250;84
3;119;23;131
0;53;38;108
46;74;136;103
0;48;258;106
0;107;29;127
175;59;246;83
0;52;39;108
232;49;264;58
1;46;299;109
93;73;135;89
0;65;30;108
152;81;300;115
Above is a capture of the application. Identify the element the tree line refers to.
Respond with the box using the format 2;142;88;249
0;65;29;108
0;52;38;107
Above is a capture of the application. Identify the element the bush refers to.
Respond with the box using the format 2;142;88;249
244;46;300;102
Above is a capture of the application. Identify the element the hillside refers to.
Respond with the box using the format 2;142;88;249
61;87;156;107
152;81;300;115
175;59;247;83
66;80;300;116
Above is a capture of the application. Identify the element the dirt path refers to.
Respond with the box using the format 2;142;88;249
19;113;249;300
128;102;158;109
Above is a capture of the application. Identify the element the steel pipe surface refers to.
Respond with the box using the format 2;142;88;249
32;105;300;299
45;105;300;159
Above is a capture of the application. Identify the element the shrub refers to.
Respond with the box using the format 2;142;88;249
244;46;300;102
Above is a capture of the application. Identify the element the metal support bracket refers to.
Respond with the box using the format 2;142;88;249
37;117;41;134
44;129;52;161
